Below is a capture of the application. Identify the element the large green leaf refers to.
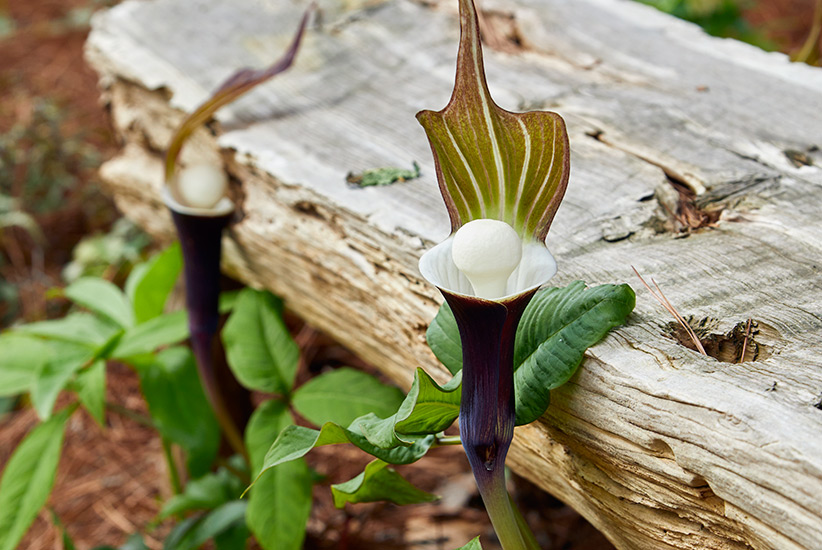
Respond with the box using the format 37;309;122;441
30;343;94;420
73;359;106;425
125;243;183;324
425;282;635;425
65;277;134;328
222;289;298;394
392;368;461;436
0;333;47;396
259;420;435;476
513;282;635;424
0;408;70;550
14;312;121;347
111;310;188;361
343;368;461;451
291;367;405;428
331;459;438;508
426;304;462;375
214;522;249;550
245;399;312;550
139;347;220;477
415;0;569;240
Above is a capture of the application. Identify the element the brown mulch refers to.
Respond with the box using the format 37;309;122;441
1;364;172;550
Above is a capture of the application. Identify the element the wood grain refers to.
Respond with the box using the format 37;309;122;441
86;0;822;548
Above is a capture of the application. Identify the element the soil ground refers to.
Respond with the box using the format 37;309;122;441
0;0;818;549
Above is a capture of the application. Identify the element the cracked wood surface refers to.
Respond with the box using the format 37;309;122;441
85;0;822;548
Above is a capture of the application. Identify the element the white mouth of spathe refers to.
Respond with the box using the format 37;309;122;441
162;186;235;217
418;222;557;301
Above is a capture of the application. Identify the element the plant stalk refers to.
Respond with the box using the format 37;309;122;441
473;466;539;550
161;436;183;495
171;209;250;463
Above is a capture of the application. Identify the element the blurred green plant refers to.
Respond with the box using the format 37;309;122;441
62;218;151;283
636;0;777;51
0;245;198;550
0;99;100;214
0;243;414;550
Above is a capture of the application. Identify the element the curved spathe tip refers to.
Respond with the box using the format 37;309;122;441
162;186;235;218
419;237;557;303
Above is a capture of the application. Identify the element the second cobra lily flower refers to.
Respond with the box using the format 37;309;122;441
163;5;313;462
416;0;570;548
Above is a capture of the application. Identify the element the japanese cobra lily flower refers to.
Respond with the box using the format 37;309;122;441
416;0;569;548
162;6;312;461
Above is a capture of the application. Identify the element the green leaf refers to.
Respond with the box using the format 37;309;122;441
139;347;220;477
163;517;199;550
256;367;461;484
158;463;245;521
74;359;106;425
245;400;312;550
346;162;420;187
331;459;438;508
0;408;70;550
123;262;149;305
455;537;483;550
257;368;458;482
0;333;47;396
292;367;405;427
415;0;569;240
14;312;121;347
49;509;76;550
126;243;183;324
65;277;134;328
513;282;635;425
218;290;240;314
392;368;461;436
214;522;249;550
166;501;247;550
120;534;149;550
259;421;435;477
30;343;94;420
111;310;188;360
426;303;462;375
222;288;298;394
0;396;16;417
90;533;149;550
425;282;635;426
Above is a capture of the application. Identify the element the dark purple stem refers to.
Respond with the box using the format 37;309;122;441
171;209;250;461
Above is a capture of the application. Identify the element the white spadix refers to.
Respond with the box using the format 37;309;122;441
177;163;228;209
451;219;522;299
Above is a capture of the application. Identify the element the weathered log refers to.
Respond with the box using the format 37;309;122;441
85;0;822;548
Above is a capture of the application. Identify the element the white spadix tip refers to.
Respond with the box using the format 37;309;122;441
177;163;228;209
451;219;522;300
